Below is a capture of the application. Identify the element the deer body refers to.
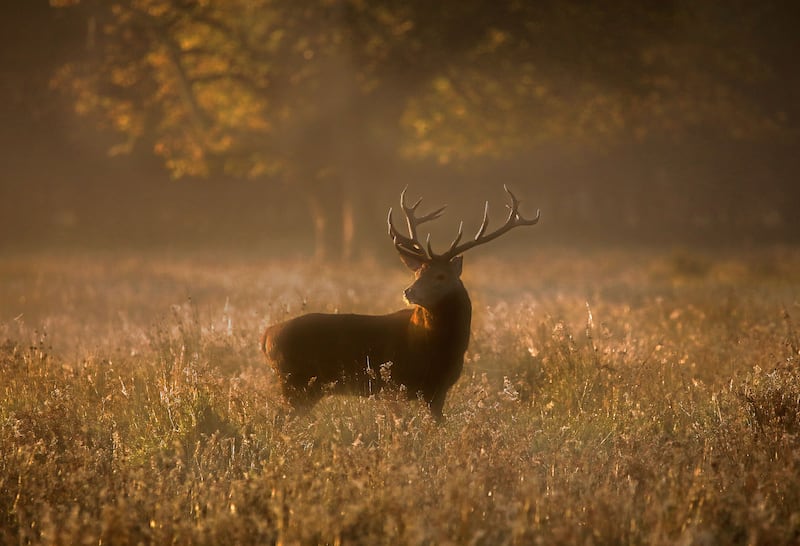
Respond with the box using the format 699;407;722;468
261;186;538;420
262;283;470;419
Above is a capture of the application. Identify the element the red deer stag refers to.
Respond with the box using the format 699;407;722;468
260;186;539;420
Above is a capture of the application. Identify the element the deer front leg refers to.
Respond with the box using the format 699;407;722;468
428;390;447;423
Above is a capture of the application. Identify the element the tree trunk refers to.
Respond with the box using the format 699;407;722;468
306;193;328;262
341;194;354;262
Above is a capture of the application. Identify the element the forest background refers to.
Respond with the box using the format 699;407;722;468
2;1;798;259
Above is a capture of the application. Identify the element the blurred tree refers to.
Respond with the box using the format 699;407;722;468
51;0;797;258
400;1;793;162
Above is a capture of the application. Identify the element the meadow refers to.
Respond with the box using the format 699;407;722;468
1;246;799;545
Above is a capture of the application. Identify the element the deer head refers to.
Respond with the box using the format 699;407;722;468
387;185;540;309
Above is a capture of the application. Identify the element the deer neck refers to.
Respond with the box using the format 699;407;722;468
410;288;472;355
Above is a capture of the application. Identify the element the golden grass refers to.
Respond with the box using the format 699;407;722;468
1;247;799;544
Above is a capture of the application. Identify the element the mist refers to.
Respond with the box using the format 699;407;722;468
2;1;799;259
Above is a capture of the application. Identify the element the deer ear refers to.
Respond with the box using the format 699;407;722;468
397;250;426;272
449;255;463;276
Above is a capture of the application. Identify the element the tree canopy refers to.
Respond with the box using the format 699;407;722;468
52;0;796;179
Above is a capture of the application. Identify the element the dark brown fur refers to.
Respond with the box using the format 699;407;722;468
260;266;471;420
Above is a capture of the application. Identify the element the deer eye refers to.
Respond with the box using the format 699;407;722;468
435;273;446;281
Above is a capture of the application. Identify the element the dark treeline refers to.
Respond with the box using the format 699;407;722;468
1;1;798;257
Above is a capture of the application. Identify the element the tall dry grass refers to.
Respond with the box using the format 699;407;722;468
1;247;799;544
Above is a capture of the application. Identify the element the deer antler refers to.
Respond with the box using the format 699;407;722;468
387;186;446;261
428;185;540;260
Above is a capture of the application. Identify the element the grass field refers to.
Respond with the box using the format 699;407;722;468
1;247;799;545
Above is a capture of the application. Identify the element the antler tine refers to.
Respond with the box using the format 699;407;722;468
503;184;540;225
430;185;540;260
387;207;405;241
399;186;421;211
475;201;490;240
398;186;447;238
408;206;447;242
427;220;463;257
389;187;448;261
388;207;422;251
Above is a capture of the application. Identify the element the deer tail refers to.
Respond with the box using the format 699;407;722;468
259;327;270;361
